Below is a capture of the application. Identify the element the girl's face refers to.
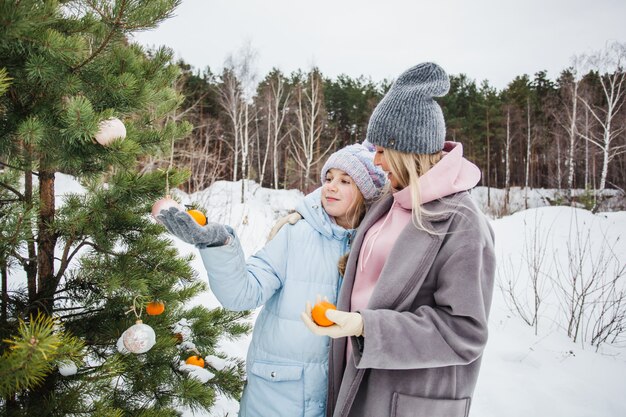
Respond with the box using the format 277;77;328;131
322;168;361;229
373;146;400;189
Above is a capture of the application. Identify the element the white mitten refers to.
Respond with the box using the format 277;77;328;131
301;301;363;339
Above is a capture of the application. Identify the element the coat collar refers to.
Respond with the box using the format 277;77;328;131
338;191;467;312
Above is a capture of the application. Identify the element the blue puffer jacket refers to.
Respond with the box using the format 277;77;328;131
198;188;353;417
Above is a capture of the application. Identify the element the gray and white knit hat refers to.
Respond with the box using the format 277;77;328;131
321;143;387;201
365;62;450;154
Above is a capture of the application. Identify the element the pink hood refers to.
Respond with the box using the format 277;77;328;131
394;141;481;209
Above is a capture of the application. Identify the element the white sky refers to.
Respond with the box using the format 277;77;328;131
132;0;626;90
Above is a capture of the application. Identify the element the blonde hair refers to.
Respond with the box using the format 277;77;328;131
337;182;366;277
384;148;443;233
344;182;366;229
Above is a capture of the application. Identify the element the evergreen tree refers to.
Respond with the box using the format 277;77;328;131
0;1;249;415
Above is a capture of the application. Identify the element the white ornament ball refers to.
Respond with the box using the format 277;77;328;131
122;320;156;354
151;195;183;223
116;333;130;355
95;117;126;146
58;361;78;376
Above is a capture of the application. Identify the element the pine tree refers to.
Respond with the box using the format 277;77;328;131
0;1;249;415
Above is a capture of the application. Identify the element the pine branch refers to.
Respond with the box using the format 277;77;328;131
72;0;128;72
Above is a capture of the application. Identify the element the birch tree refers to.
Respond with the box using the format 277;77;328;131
504;106;512;209
578;42;626;194
257;70;292;189
219;44;258;201
290;69;334;189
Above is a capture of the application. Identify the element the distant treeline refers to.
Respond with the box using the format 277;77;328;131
150;43;626;197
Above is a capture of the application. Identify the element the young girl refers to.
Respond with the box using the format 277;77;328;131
302;63;496;417
157;143;386;417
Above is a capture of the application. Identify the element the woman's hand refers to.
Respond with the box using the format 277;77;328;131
157;207;232;248
301;299;364;338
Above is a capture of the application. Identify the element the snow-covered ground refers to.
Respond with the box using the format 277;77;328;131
29;176;626;416
170;180;626;417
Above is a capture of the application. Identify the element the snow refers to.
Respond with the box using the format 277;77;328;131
19;174;626;416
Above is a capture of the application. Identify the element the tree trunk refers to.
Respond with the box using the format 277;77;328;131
36;167;57;313
486;112;491;207
524;98;531;210
505;108;511;210
567;81;579;197
23;152;37;303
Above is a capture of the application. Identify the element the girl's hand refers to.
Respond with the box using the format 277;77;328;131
157;207;232;248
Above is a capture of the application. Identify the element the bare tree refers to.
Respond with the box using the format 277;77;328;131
524;97;533;209
578;42;626;194
257;71;292;189
504;106;512;210
290;69;335;190
555;59;585;198
498;213;552;335
219;43;258;201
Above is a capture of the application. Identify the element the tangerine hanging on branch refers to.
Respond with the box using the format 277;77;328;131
146;301;165;316
185;355;205;368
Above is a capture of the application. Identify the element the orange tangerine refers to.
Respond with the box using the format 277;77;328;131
145;301;165;316
187;209;207;226
185;355;205;368
311;301;337;327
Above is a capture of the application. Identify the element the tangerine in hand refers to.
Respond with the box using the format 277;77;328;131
187;209;207;226
311;301;337;327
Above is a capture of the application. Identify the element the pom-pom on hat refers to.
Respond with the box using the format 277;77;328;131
321;143;387;201
366;62;450;154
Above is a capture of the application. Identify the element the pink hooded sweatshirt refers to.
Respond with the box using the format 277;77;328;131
350;141;482;315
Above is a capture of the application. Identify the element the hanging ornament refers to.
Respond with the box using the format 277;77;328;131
151;195;183;223
117;333;130;354
95;117;126;146
146;300;165;316
122;320;156;354
120;296;156;354
58;361;78;376
186;209;207;226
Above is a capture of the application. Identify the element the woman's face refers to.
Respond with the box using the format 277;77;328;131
373;146;400;189
321;168;360;228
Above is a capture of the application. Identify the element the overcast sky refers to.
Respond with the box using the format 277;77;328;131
132;0;626;90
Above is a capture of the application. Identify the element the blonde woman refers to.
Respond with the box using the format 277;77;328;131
302;63;496;417
158;143;385;417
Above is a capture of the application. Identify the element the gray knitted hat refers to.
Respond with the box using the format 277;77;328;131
321;143;387;201
366;62;450;154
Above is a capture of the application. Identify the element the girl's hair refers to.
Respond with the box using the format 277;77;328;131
383;148;443;233
344;182;366;229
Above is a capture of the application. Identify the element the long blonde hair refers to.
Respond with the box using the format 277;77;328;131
336;183;366;276
344;184;367;229
384;148;442;233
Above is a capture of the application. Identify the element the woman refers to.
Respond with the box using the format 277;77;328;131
157;143;386;417
302;63;496;417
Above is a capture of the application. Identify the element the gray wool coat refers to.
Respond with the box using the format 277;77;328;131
327;191;496;417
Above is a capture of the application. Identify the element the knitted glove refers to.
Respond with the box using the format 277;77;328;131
267;211;302;241
301;300;364;338
157;207;231;248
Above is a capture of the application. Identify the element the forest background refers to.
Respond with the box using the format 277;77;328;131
155;42;626;212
